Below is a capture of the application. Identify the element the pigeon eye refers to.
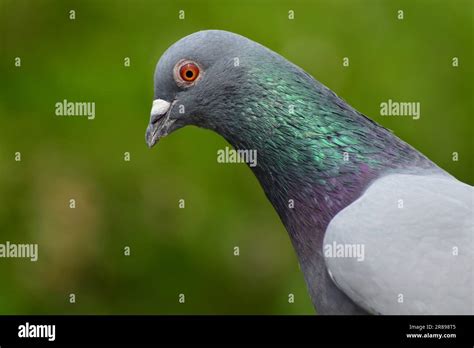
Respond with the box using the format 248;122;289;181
179;62;200;83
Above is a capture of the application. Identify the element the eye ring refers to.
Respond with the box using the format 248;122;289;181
174;60;202;87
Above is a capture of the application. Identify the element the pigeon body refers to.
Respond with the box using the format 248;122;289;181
146;30;473;314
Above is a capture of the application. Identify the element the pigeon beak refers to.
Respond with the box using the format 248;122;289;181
145;99;175;148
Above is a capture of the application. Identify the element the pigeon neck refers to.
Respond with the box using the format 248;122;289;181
212;58;436;262
219;108;435;263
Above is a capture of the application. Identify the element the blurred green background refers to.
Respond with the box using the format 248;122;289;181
0;0;472;314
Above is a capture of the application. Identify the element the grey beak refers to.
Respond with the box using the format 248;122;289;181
145;99;173;148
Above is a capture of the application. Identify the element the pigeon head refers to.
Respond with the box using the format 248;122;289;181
145;29;303;148
146;30;247;147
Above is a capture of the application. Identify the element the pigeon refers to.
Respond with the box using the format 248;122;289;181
145;30;473;315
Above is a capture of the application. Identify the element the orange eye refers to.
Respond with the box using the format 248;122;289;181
179;63;200;82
